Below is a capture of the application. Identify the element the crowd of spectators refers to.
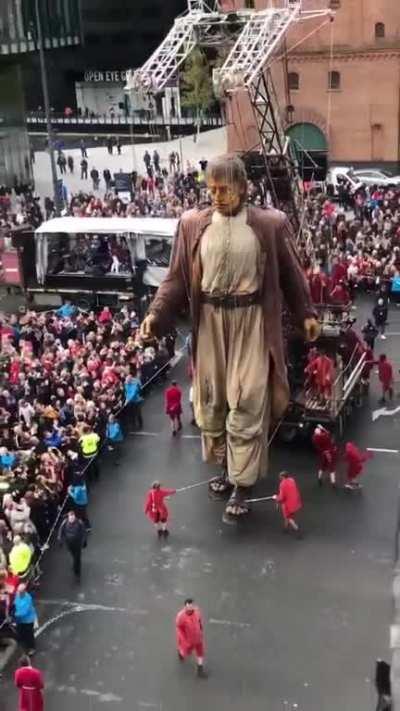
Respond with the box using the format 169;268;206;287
0;302;176;648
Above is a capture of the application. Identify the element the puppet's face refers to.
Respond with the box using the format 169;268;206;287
207;177;245;217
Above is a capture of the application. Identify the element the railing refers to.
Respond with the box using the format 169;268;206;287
26;112;224;129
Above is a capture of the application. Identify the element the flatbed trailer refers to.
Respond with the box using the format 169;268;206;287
280;303;367;441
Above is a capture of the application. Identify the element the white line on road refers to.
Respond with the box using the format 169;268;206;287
209;618;251;629
180;434;201;439
372;405;400;422
130;431;159;436
367;447;399;454
36;603;148;638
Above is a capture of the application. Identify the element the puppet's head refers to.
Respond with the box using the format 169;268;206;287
206;154;248;217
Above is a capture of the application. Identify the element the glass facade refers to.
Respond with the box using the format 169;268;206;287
0;0;81;54
0;64;32;187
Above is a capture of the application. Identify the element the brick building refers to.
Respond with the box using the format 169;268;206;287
226;0;400;168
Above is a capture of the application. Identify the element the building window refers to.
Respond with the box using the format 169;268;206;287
328;70;341;90
245;0;255;8
375;22;385;39
288;72;299;90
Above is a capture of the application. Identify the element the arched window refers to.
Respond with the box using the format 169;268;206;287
328;70;341;90
288;72;299;90
375;22;385;39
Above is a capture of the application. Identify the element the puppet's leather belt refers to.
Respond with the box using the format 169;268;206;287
200;291;261;309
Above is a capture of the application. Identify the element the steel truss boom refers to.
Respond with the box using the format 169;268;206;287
126;0;334;233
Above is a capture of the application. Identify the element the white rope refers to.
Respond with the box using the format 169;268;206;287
245;495;275;504
175;479;212;493
326;18;335;144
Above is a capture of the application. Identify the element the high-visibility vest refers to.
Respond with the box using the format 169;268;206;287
80;432;100;456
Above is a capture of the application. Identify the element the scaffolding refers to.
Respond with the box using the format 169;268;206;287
126;0;334;231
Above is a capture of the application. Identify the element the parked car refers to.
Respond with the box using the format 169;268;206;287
326;166;364;197
352;169;400;187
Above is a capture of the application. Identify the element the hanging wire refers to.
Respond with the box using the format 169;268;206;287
326;16;335;144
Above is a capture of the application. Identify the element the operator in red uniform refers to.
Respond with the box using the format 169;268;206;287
313;351;335;401
175;598;207;677
378;354;394;404
164;380;183;436
273;471;303;538
14;655;44;711
329;280;350;306
144;481;176;538
311;425;337;486
344;442;371;489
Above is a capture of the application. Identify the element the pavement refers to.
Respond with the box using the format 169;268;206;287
1;295;399;710
32;127;227;201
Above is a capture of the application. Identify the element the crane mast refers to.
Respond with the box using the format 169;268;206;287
125;0;334;233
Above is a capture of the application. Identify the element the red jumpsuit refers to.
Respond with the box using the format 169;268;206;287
144;488;176;524
331;261;347;287
276;477;303;520
14;666;44;711
329;283;350;305
344;442;371;483
165;385;182;419
309;272;328;304
312;428;337;472
378;360;394;395
175;607;205;658
313;355;335;398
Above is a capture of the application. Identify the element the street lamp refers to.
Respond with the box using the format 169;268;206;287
34;0;61;214
286;104;295;125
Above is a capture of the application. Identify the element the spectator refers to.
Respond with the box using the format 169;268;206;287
80;158;88;180
90;167;100;191
13;583;37;655
58;510;87;580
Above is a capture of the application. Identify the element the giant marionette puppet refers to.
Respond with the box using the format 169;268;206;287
141;155;319;523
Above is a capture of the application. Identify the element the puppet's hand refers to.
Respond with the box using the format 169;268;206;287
140;314;158;341
304;317;320;342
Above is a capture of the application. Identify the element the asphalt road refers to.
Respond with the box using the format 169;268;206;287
2;296;399;711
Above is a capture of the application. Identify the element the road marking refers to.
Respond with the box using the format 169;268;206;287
372;405;400;422
130;431;158;436
209;618;251;629
383;332;400;336
36;601;148;638
180;434;201;439
367;447;399;454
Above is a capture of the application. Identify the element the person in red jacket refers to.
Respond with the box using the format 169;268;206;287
313;352;335;401
273;471;303;538
311;425;337;486
165;380;183;436
344;442;371;490
144;481;176;538
378;354;394;404
175;598;207;678
329;280;350;306
14;655;44;711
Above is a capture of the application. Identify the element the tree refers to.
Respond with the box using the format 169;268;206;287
181;48;214;140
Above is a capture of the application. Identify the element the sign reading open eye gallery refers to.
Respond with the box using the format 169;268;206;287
83;70;128;83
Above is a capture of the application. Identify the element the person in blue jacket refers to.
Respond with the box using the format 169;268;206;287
124;374;143;430
13;583;38;655
106;413;124;451
68;474;91;530
391;271;400;306
56;300;77;319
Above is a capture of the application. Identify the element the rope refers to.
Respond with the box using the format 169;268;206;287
326;17;335;144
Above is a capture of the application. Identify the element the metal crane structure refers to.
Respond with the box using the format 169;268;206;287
125;0;334;234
